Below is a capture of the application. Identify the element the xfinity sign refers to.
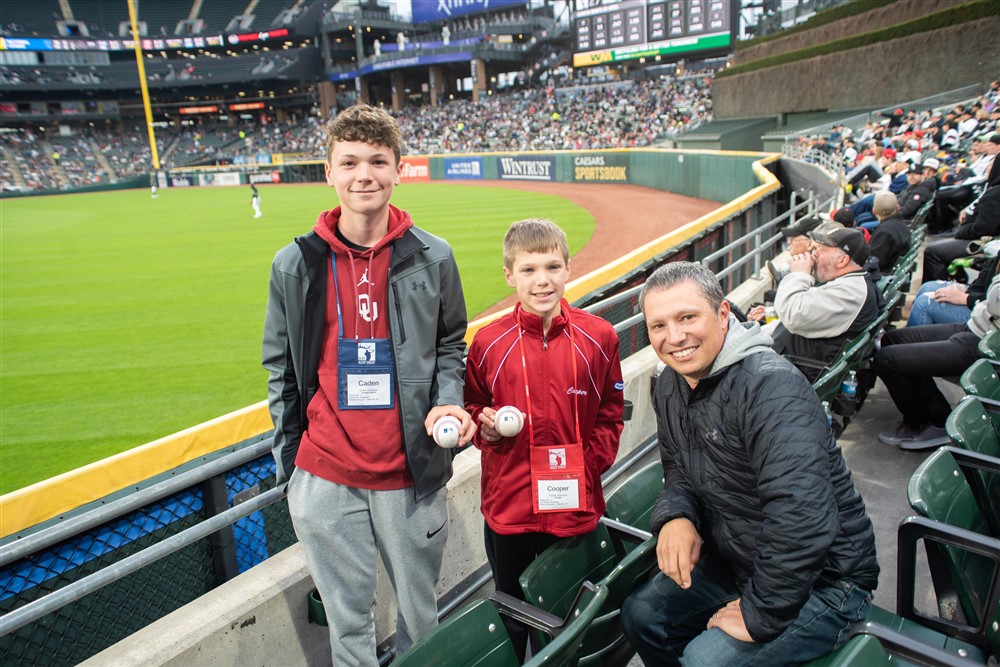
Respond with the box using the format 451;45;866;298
411;0;526;24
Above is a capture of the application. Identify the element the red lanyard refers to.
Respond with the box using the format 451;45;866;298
514;309;582;447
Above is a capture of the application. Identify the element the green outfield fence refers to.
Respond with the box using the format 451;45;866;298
0;148;799;665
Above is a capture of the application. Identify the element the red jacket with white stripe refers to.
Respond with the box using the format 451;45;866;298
464;300;624;537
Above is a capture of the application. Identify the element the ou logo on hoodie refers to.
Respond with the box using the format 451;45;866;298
358;293;378;323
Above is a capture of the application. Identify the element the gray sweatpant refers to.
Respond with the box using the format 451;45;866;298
287;469;448;666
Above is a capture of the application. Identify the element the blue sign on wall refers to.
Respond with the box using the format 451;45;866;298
444;158;484;180
411;0;527;24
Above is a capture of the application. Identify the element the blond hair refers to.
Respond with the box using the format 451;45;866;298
502;218;570;270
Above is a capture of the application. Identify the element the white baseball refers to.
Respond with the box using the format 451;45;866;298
494;406;524;438
432;415;462;448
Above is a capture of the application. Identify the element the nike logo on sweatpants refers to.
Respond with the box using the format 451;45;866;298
426;521;446;539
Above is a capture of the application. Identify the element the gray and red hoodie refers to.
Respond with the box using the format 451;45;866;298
295;205;415;490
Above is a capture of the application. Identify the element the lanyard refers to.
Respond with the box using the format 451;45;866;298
514;309;582;447
331;250;387;341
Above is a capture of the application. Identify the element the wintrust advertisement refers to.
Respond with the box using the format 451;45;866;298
496;156;555;181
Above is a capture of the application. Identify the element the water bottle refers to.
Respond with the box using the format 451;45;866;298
822;401;833;429
841;371;858;400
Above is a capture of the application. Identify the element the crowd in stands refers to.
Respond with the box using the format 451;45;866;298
0;73;712;193
761;79;1000;450
1;130;60;191
395;74;713;154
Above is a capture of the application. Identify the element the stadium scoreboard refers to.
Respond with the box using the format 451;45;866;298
572;0;734;67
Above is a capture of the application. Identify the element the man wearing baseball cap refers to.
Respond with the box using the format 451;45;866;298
896;162;935;220
769;226;882;380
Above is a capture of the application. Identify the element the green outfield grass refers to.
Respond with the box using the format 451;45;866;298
0;183;593;494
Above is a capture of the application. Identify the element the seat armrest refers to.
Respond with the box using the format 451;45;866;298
600;516;654;543
896;515;1000;646
852;621;983;666
943;446;1000;535
489;591;565;636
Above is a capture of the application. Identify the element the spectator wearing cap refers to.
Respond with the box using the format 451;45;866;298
900;138;922;165
922;158;941;192
882;107;905;132
958;109;980;138
769;227;882;381
885;153;910;194
781;215;823;257
867;191;911;271
940;122;961;151
875;261;1000;449
842;137;858;167
896;162;935;220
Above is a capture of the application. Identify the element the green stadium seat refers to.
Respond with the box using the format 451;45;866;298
801;634;891;666
828;446;1000;665
946;396;1000;459
519;519;655;666
904;447;1000;657
603;461;663;533
393;582;609;667
811;358;849;407
960;358;1000;402
978;329;1000;361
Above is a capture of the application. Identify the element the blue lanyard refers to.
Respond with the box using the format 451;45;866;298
330;248;391;341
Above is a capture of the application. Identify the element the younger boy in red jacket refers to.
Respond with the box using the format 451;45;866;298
464;218;625;659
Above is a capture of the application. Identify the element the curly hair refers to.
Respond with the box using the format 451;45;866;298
323;104;402;164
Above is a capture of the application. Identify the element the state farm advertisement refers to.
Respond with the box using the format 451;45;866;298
399;157;430;183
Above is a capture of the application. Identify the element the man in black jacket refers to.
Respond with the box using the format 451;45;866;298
897;162;935;220
922;157;1000;282
868;191;912;271
621;262;878;667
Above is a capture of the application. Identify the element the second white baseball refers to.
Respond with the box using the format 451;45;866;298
494;406;524;438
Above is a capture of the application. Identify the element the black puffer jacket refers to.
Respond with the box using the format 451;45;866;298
649;318;879;642
897;178;935;219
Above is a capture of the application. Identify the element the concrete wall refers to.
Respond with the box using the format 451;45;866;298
80;353;666;667
714;16;998;118
734;0;961;65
